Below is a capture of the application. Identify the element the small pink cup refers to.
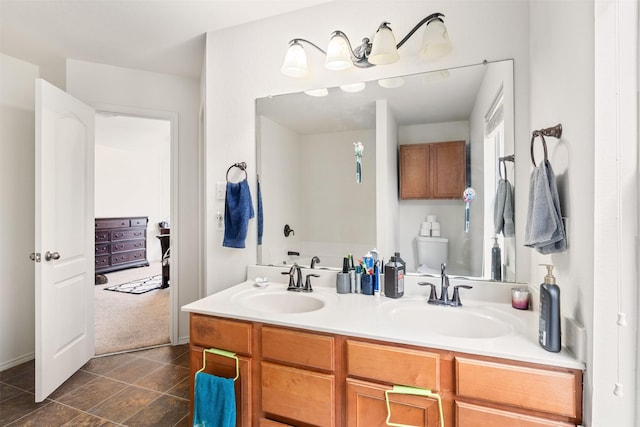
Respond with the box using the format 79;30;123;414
511;287;530;310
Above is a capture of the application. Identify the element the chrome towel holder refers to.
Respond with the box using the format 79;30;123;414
226;162;247;181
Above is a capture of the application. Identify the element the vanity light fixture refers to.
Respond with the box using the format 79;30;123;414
281;12;452;78
340;82;366;93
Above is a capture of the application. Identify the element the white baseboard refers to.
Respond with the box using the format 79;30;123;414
0;352;34;373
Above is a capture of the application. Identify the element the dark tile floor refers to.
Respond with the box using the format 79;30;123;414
0;345;191;426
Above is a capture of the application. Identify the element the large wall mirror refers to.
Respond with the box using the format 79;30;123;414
256;59;515;282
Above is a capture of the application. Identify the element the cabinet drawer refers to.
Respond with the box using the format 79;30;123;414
259;419;294;427
95;255;110;268
95;230;110;242
129;217;148;227
95;244;110;255
347;340;440;391
262;326;334;371
261;361;334;427
455;401;574;427
190;314;252;355
111;250;146;265
111;240;145;253
347;378;441;427
95;218;129;229
455;357;580;418
111;229;146;241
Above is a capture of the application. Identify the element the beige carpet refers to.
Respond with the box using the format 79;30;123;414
94;262;170;355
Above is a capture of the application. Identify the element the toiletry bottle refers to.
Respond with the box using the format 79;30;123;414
538;264;561;352
491;237;502;281
336;257;350;294
384;252;405;298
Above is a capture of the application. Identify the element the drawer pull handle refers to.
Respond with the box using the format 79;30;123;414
385;385;443;427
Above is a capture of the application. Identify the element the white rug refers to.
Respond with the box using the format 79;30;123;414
104;274;163;294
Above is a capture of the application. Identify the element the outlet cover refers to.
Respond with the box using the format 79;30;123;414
216;182;226;200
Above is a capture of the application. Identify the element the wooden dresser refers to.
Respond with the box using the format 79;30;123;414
95;216;149;274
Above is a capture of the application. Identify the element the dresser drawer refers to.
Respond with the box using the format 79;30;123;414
95;255;110;268
347;340;440;391
262;326;334;371
111;249;146;265
95;218;129;229
111;240;145;253
129;217;148;227
189;314;252;355
95;230;110;242
455;357;580;418
95;244;110;255
111;229;146;241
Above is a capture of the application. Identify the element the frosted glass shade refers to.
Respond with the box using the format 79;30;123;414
281;42;309;78
325;33;353;70
420;19;452;60
368;26;399;65
339;82;366;93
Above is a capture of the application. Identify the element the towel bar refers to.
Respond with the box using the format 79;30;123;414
196;347;240;381
384;385;444;427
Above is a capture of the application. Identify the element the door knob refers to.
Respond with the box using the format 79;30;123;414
44;251;60;261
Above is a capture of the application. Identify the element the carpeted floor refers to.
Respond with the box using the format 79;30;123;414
94;262;170;355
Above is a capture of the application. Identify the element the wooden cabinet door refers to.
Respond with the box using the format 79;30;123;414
400;144;430;198
429;141;466;199
455;401;575;427
261;361;335;427
190;347;252;427
346;378;441;427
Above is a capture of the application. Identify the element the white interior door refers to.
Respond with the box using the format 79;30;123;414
35;79;95;402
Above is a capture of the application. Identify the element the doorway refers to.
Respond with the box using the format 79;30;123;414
93;111;174;354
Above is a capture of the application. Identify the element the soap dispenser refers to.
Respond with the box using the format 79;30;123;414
491;238;502;281
538;264;561;353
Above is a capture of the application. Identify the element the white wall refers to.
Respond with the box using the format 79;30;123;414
95;116;171;262
0;54;39;370
205;0;531;295
66;60;201;344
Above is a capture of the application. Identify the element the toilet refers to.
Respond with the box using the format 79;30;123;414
416;236;449;274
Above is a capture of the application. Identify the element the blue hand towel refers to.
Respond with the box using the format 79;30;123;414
524;160;567;254
257;180;263;246
223;179;254;249
193;372;236;427
494;179;515;237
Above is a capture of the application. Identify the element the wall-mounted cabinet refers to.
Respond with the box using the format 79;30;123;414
400;141;466;199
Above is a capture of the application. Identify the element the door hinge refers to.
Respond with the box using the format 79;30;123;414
29;252;41;263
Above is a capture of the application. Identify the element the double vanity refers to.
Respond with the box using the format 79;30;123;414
183;266;584;427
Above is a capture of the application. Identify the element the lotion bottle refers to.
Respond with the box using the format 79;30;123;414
538;264;561;352
491;238;502;281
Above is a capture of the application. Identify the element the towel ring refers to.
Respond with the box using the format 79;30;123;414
530;132;548;167
226;162;247;182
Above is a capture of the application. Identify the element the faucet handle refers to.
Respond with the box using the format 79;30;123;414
418;282;438;301
303;274;320;292
452;285;473;306
282;270;298;291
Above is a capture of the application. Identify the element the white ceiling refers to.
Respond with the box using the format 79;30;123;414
0;0;331;79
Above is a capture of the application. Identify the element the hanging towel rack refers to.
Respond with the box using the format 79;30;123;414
196;348;240;382
530;124;562;166
498;154;515;180
226;162;247;181
384;385;444;427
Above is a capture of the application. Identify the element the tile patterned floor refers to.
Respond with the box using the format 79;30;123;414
0;345;191;426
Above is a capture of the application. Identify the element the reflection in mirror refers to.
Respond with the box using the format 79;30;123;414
256;59;515;282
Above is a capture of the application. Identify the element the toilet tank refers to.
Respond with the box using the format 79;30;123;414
416;236;448;274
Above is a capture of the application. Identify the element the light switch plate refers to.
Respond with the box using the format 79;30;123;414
216;182;226;200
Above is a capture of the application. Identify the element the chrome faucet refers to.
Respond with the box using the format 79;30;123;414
310;256;321;269
282;263;303;291
418;263;473;307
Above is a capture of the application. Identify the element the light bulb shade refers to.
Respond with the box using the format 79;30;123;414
325;33;353;70
420;19;452;60
281;41;309;78
368;25;399;65
339;82;366;93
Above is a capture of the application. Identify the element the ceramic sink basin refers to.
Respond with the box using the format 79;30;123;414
232;288;335;314
380;299;519;339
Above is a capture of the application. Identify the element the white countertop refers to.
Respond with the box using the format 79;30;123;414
182;265;584;370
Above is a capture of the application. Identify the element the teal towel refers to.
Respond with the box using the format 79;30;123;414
193;372;236;427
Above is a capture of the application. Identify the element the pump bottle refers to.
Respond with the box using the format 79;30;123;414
538;264;561;352
491;237;502;281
